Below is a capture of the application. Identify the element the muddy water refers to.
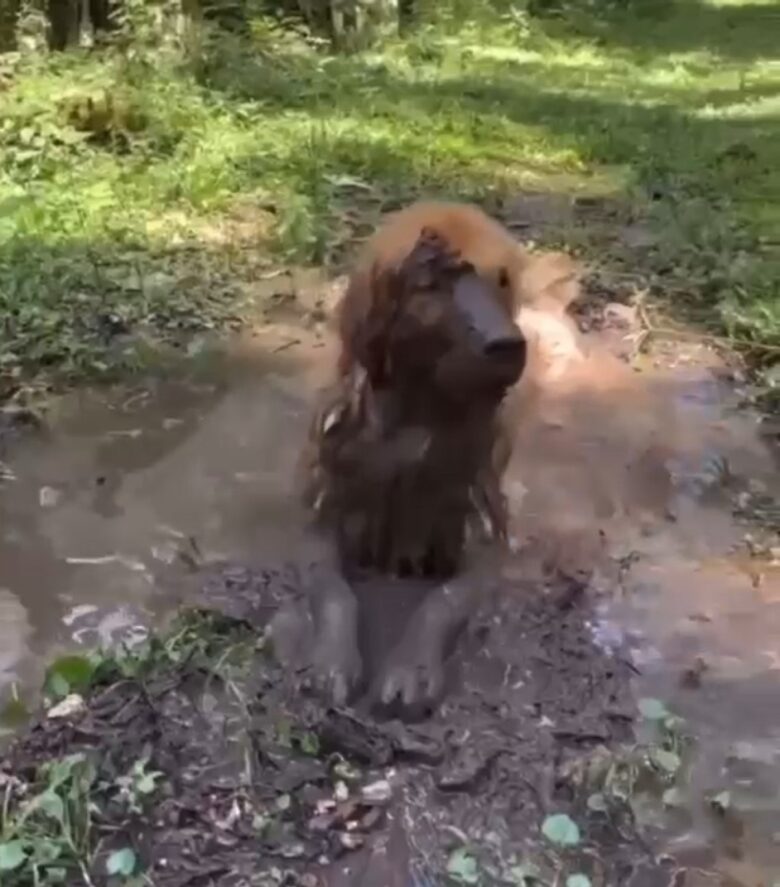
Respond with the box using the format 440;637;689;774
504;304;780;882
0;325;336;697
1;291;779;879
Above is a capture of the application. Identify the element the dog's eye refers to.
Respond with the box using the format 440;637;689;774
498;267;510;288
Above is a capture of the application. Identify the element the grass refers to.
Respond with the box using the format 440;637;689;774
0;0;778;396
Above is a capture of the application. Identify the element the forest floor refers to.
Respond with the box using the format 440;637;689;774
0;566;662;887
0;210;777;886
0;0;778;404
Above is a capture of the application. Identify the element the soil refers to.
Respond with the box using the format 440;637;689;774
2;556;675;887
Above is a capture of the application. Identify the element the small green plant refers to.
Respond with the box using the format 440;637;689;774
114;758;163;815
43;655;96;701
0;751;160;884
0;608;256;886
541;813;581;847
447;846;481;884
561;698;691;818
106;846;137;877
0;752;97;884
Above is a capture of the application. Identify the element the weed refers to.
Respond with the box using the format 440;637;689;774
0;752;97;884
0;745;160;884
113;758;162;815
561;697;692;825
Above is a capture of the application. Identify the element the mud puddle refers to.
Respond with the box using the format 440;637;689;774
0;314;336;699
502;297;780;883
0;273;779;884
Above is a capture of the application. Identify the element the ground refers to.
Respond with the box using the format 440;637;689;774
0;563;681;886
0;2;779;885
0;250;777;885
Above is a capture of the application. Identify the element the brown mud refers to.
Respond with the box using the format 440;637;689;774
0;251;778;885
3;563;642;886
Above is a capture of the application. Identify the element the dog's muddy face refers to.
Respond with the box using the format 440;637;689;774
360;231;527;408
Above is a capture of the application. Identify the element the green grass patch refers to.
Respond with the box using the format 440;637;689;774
1;0;778;393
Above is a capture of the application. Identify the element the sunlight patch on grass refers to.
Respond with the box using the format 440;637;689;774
1;0;778;388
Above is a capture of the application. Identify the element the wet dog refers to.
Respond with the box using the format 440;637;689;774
299;207;528;712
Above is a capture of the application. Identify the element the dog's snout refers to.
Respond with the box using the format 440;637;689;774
450;272;527;381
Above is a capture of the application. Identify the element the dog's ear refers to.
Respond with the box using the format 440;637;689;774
336;263;371;376
337;260;394;386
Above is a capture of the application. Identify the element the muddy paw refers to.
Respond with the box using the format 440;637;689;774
378;647;445;711
309;639;363;706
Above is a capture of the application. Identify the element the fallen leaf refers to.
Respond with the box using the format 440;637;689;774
638;698;669;720
447;847;480;884
542;813;581;847
47;693;85;720
360;779;392;804
106;847;136;876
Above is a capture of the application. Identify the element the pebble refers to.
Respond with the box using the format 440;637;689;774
339;832;364;850
360;779;392;804
47;693;86;720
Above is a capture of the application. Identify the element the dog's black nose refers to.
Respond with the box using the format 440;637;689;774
483;333;525;360
484;332;526;382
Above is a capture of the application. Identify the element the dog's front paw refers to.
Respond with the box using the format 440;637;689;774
309;635;363;706
377;641;445;712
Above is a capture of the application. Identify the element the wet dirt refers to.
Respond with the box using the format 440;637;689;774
0;265;779;885
2;566;641;886
0;304;339;697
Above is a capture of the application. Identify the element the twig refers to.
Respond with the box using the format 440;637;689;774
78;857;96;887
271;338;300;354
